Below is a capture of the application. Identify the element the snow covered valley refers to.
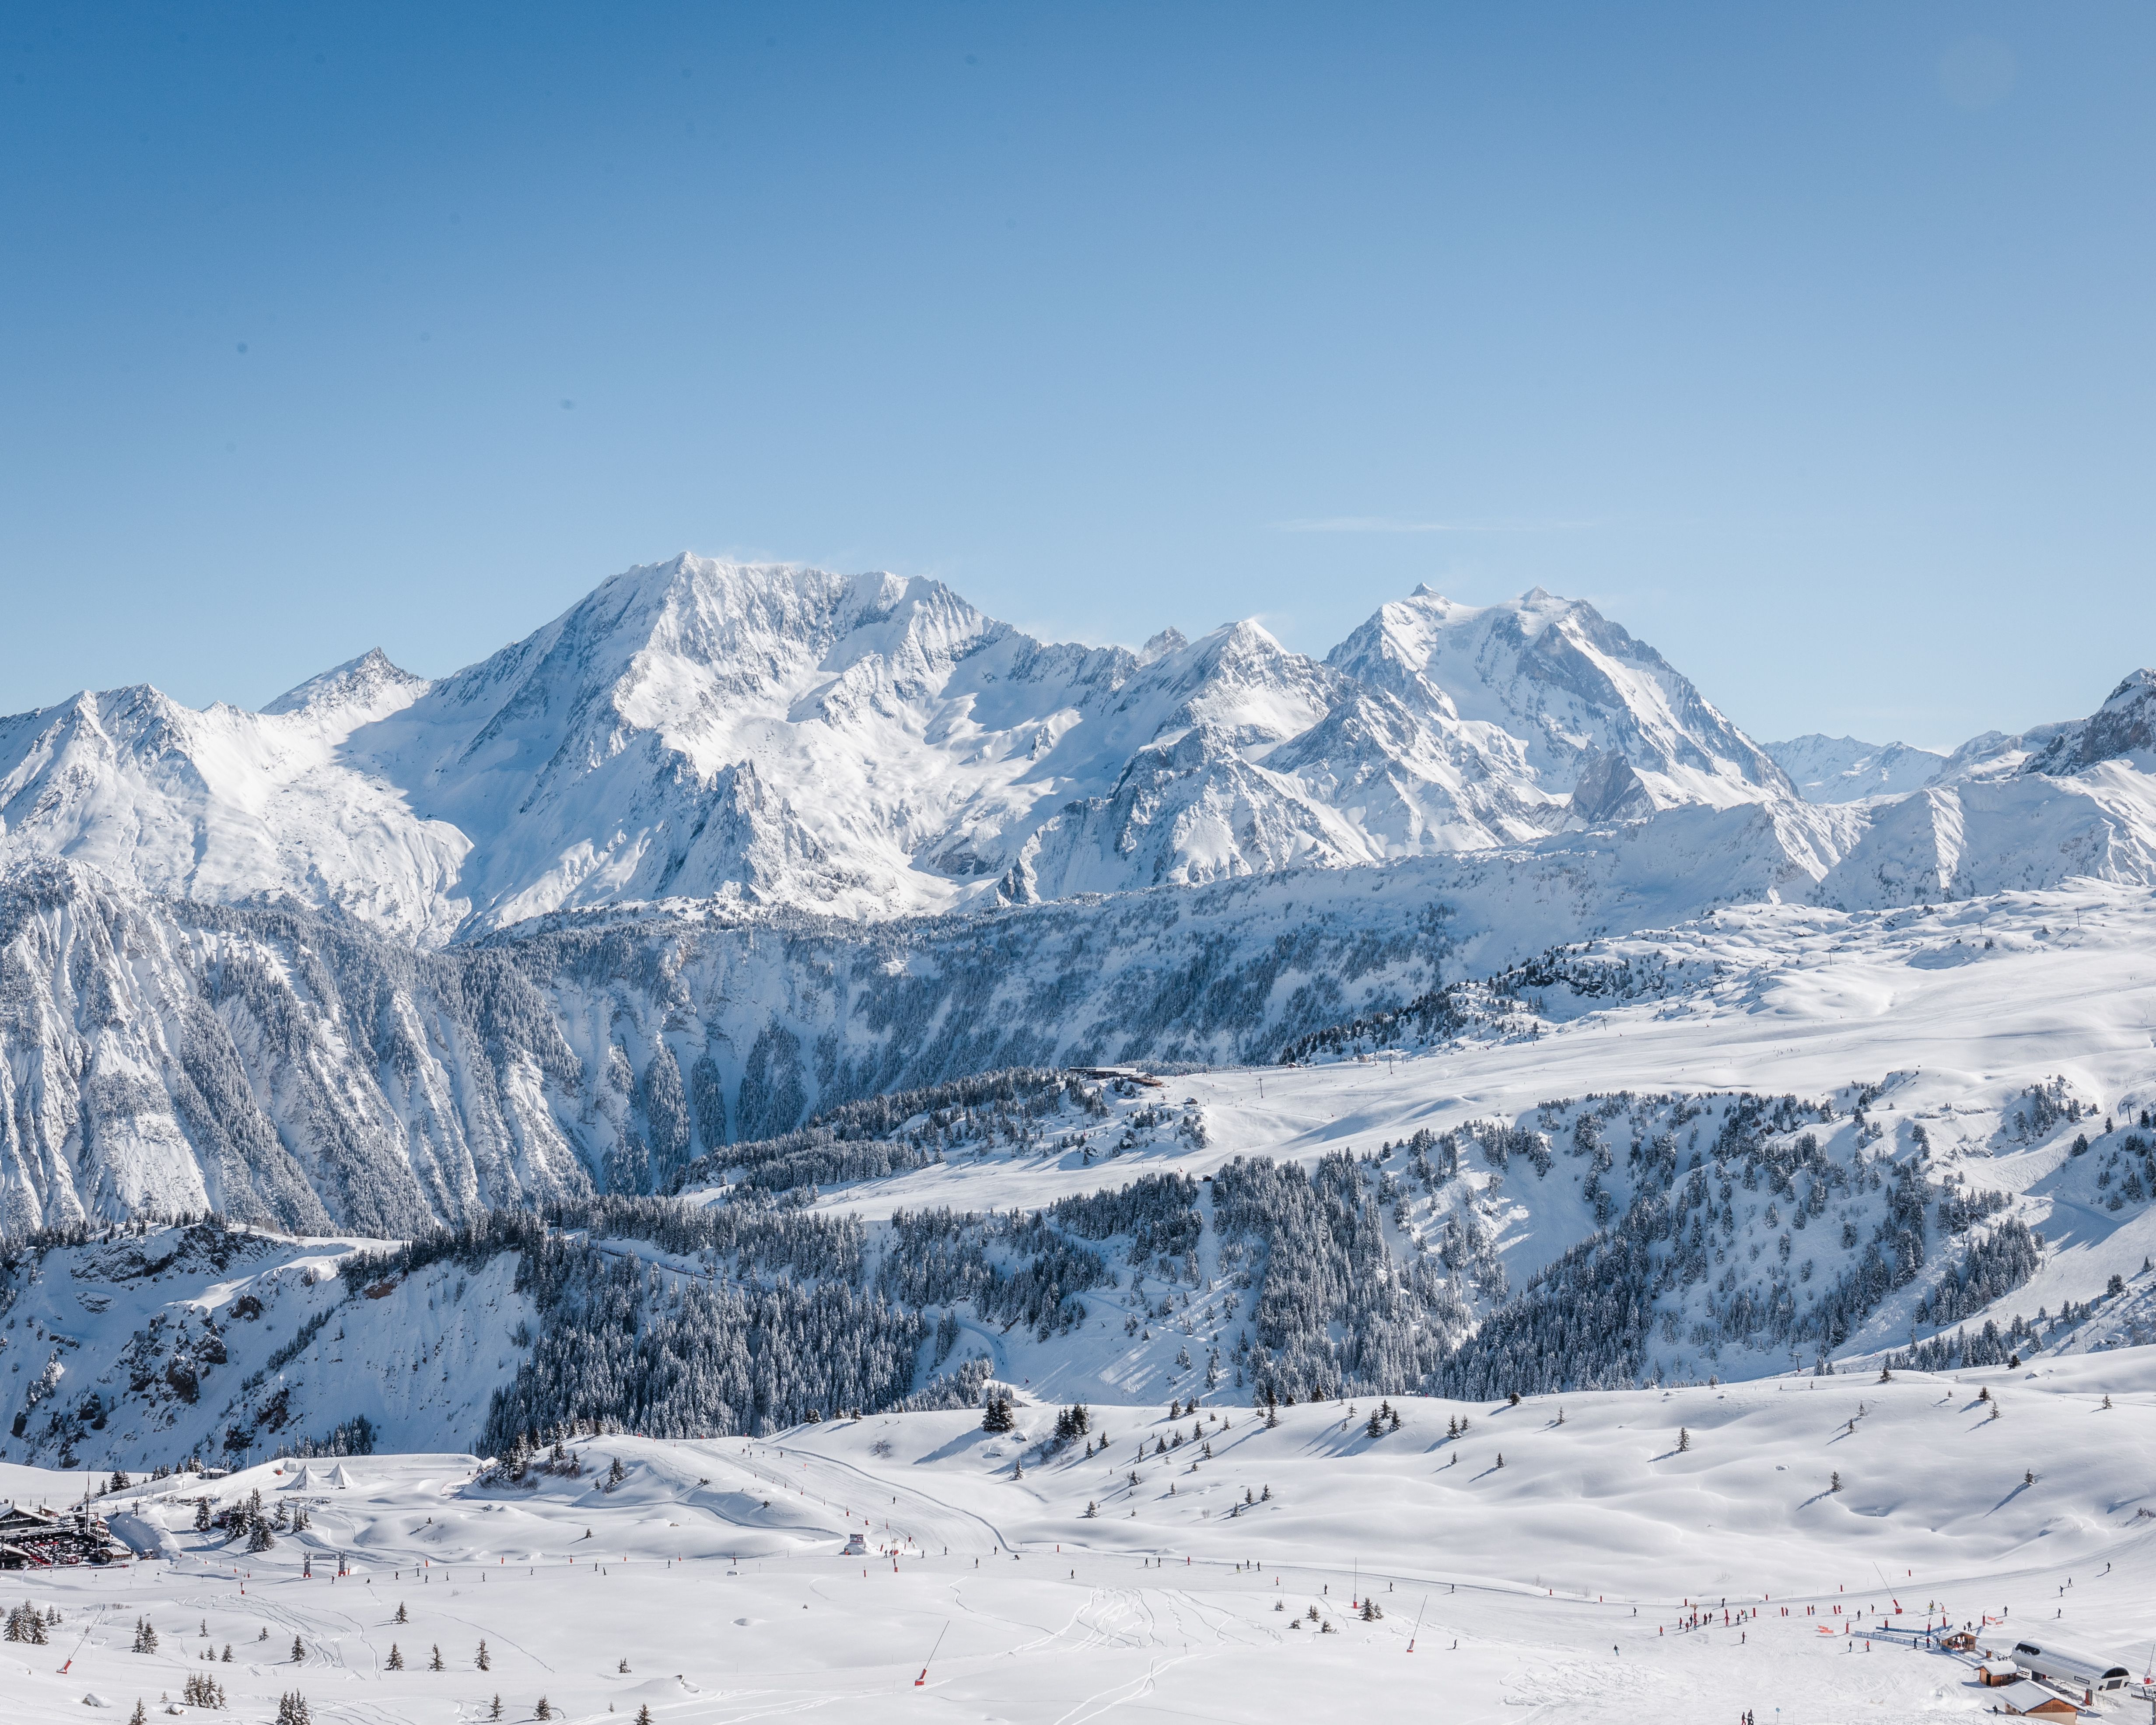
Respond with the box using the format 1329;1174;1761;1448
9;1363;2156;1725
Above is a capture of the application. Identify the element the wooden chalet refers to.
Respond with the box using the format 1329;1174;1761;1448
1999;1688;2079;1719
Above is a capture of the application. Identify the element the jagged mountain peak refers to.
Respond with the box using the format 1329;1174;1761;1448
263;646;430;721
1900;666;2156;790
1326;584;1789;815
2023;667;2156;778
510;554;1002;724
0;558;1818;939
1763;734;1946;804
45;559;2156;950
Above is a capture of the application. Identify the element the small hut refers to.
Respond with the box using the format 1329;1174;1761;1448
1941;1630;1978;1653
1977;1659;2021;1686
2000;1689;2079;1719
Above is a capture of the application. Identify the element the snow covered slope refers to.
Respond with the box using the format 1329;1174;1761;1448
1813;764;2156;909
10;882;2156;1473
0;560;1817;940
0;792;1855;1238
0;1224;522;1468
10;1365;2156;1725
1;763;2151;1244
0;658;466;945
1765;733;1948;802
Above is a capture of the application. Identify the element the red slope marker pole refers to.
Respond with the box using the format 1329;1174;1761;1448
915;1621;949;1687
1407;1597;1427;1653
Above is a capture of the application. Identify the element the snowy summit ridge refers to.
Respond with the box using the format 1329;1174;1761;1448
0;557;1828;942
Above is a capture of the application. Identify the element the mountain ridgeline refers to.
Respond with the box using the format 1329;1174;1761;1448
0;562;1802;943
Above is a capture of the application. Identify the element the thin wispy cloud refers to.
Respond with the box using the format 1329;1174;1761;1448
1270;515;1603;534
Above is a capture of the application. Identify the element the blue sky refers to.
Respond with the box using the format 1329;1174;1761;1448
1;4;2149;747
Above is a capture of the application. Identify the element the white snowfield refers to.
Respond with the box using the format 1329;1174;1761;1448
7;1361;2156;1725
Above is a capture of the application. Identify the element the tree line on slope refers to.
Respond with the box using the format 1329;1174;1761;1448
0;1077;2081;1462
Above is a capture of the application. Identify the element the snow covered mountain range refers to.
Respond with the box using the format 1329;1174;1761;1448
4;557;2148;952
0;555;2152;1250
0;559;1812;942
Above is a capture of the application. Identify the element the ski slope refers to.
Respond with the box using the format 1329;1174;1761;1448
9;1355;2156;1724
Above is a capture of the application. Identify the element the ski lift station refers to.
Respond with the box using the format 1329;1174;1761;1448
842;1532;867;1557
2008;1640;2133;1699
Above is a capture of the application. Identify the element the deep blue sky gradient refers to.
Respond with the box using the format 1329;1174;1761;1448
2;4;2149;747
